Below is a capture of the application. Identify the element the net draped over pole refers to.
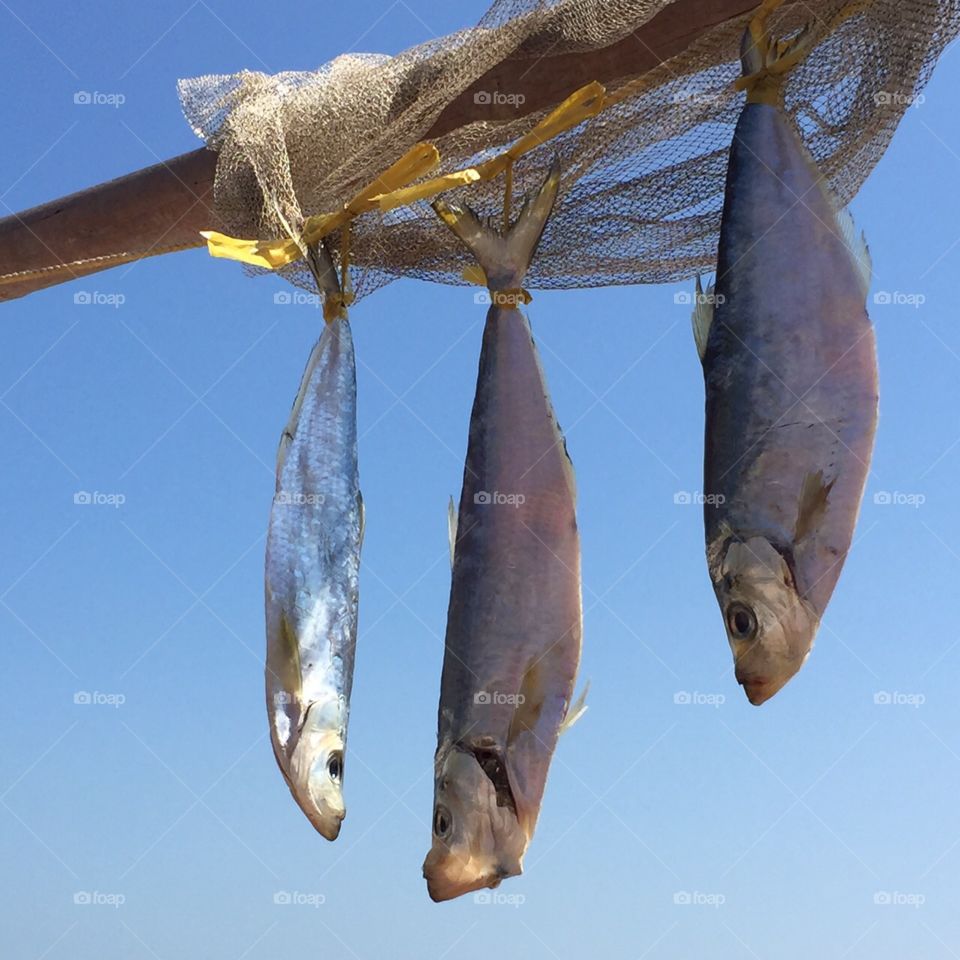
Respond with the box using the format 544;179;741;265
1;0;957;302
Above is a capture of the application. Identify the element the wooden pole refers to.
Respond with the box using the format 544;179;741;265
0;0;763;303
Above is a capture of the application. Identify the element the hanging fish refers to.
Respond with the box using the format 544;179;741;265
265;241;363;839
423;160;586;902
693;1;878;705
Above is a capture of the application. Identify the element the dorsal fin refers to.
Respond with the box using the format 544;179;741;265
833;206;872;301
691;277;715;362
447;495;457;569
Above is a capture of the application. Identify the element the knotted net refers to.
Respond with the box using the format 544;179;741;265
178;0;960;300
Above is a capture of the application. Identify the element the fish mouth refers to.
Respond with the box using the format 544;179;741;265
292;793;345;841
314;814;344;842
424;862;516;903
736;674;787;706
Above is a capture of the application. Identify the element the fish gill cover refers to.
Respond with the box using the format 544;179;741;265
177;0;960;302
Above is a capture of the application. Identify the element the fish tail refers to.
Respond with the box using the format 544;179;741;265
304;239;344;317
432;157;560;291
737;0;814;104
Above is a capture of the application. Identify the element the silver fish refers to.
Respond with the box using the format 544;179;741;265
423;161;585;901
693;8;878;705
265;242;363;838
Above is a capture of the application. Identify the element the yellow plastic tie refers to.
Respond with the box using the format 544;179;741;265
489;287;532;309
202;142;441;269
375;81;606;212
732;0;801;104
460;266;531;308
322;293;346;323
315;220;358;323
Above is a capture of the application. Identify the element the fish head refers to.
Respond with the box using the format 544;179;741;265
422;747;527;902
284;697;347;840
715;536;818;705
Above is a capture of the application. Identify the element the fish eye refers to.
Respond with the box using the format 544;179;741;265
433;805;452;839
726;603;758;641
327;752;343;782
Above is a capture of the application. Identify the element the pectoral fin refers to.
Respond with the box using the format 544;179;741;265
559;681;590;736
794;470;835;543
269;610;305;749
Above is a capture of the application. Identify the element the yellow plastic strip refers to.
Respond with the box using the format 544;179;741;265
375;81;606;212
372;169;481;212
203;81;605;270
200;231;295;269
483;81;605;173
202;141;441;269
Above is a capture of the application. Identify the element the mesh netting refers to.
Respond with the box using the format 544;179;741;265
178;0;960;301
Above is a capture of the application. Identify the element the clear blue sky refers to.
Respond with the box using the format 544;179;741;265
2;2;960;958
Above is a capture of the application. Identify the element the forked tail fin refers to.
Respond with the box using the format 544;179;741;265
432;158;561;292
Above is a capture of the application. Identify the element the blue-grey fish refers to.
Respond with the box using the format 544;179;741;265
423;161;585;901
265;241;363;838
693;6;878;705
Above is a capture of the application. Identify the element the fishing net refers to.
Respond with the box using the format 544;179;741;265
178;0;960;301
